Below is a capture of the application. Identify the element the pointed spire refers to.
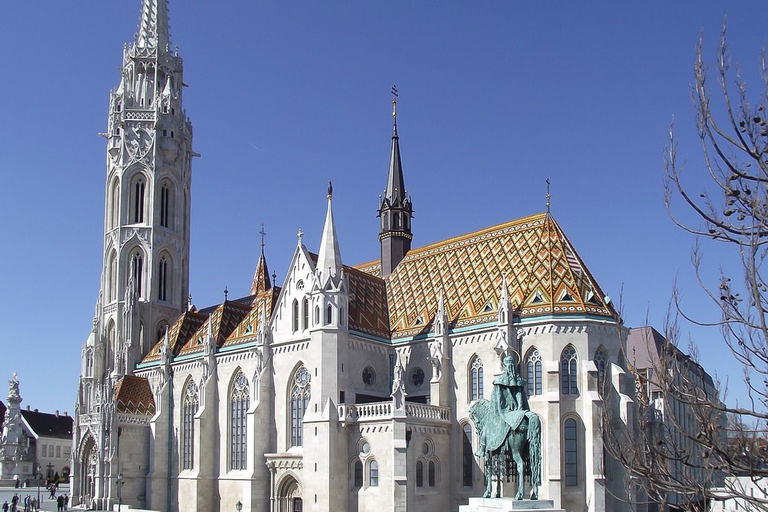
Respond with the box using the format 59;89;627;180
250;224;272;295
317;181;342;283
385;85;406;204
137;0;171;52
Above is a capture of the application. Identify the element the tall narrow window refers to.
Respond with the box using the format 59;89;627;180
428;461;436;487
292;299;299;333
290;366;311;447
369;461;379;487
107;250;118;302
302;298;309;330
526;349;543;396
470;356;483;401
109;179;119;229
326;304;333;325
462;424;473;486
160;184;170;228
353;461;363;487
133;178;145;223
561;346;578;395
182;381;199;470
158;257;168;302
564;418;578;486
416;461;424;487
131;252;144;298
230;371;249;470
594;347;607;392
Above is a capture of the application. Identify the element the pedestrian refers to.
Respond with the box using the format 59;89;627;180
56;494;63;512
63;494;68;511
2;500;8;512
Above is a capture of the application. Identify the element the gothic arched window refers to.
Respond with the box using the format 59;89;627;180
292;299;299;333
526;348;543;396
470;356;483;402
109;178;119;229
290;366;311;447
428;460;436;487
369;460;379;487
158;257;168;302
302;298;309;330
416;460;424;487
561;345;578;395
132;177;145;223
326;304;333;325
159;183;172;229
182;381;199;470
353;460;363;487
230;371;249;470
564;418;578;486
107;250;118;303
594;347;607;392
130;251;144;298
462;423;473;486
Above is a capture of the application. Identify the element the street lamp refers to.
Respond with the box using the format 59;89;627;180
117;472;124;512
236;501;242;511
35;464;42;511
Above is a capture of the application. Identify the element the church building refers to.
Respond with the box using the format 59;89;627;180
72;2;635;511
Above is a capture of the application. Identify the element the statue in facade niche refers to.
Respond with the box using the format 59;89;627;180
469;356;542;500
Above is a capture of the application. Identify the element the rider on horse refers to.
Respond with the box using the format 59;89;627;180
476;356;528;456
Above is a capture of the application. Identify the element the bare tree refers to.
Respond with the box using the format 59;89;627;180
602;21;768;512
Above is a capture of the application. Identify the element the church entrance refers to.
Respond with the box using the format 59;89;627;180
275;474;302;512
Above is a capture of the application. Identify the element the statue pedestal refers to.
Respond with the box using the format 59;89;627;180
459;497;565;512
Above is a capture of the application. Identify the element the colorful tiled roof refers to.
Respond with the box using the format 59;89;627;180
223;288;279;347
357;213;615;339
115;375;156;415
143;308;208;363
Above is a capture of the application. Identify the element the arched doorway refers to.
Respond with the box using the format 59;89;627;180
275;474;302;512
77;436;97;506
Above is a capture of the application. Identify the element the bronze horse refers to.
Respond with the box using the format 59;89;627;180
469;399;541;500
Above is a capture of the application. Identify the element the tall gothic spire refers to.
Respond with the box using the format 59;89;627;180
378;86;413;277
137;0;171;52
317;181;342;285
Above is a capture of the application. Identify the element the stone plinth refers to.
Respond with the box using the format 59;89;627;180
459;497;565;512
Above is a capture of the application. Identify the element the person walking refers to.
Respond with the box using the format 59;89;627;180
56;495;63;512
63;494;68;511
2;500;8;512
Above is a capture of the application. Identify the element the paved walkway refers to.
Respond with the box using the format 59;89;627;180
0;483;70;512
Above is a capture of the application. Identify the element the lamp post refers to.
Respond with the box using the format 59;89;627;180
35;464;42;510
236;501;242;511
117;472;123;512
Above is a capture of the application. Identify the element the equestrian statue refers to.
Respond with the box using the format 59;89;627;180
469;355;542;500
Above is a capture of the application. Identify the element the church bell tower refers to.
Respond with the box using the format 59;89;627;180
378;87;413;277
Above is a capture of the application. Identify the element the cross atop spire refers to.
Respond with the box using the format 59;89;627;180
137;0;171;52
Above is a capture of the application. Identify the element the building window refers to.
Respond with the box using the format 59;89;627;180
462;424;473;486
109;178;119;229
314;306;319;326
526;349;543;396
290;366;311;447
107;250;118;302
564;418;578;486
158;257;168;301
292;299;299;333
182;381;199;470
470;356;483;401
230;371;249;470
416;461;424;487
369;460;379;487
160;184;171;228
302;298;309;330
41;445;47;457
561;345;578;395
56;446;61;458
131;252;144;298
132;178;145;223
326;304;333;325
428;460;436;487
594;347;607;392
354;460;363;487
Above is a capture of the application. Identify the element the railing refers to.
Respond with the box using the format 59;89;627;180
338;401;450;424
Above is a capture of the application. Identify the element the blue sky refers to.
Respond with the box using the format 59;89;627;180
0;1;765;414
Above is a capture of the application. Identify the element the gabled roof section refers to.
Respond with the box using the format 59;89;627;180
142;308;207;363
19;409;73;440
223;287;280;347
357;213;615;339
250;252;272;296
346;265;390;338
177;299;254;356
115;375;156;416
